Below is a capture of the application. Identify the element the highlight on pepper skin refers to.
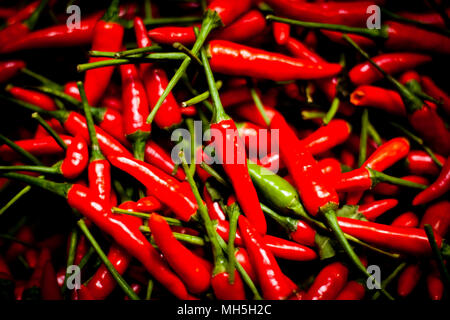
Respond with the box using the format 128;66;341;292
0;0;449;304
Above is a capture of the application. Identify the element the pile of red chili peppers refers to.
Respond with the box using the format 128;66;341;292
0;0;449;302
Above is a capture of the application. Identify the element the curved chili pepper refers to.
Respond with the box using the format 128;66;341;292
427;262;444;300
365;137;410;171
413;157;450;206
238;215;295;300
391;212;419;228
349;53;431;86
59;135;89;179
234;247;256;283
397;263;422;297
6;86;57;111
0;13;102;54
262;235;317;261
420;75;450;115
108;155;197;222
84;1;124;106
337;217;443;256
285;36;326;64
149;213;211;294
305;262;349;300
350;85;407;116
420;201;450;237
336;280;365;300
135;196;163;213
203;186;227;221
144;141;187;180
399;11;449;28
6;1;38;25
0;60;25;83
358;198;398;221
266;0;372;26
273;22;290;45
208;40;342;81
406;150;446;176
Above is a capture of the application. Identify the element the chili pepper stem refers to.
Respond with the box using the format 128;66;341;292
0;185;31;216
371;262;407;300
20;68;62;90
368;122;382;146
31;113;67;150
173;42;203;66
114;45;162;58
358;109;369;167
0;172;71;198
322;209;394;300
62;228;78;296
226;204;240;284
77;219;140;300
424;224;450;291
146;9;223;124
323;97;340;125
0;133;42;165
250;88;271;126
182;81;222;107
145;279;153;300
0;164;60;175
369;168;428;189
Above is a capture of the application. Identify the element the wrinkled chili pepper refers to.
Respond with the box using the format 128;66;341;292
413;157;450;206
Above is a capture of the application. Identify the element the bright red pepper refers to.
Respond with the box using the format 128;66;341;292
208;40;342;81
406;150;446;176
349;53;431;86
0;60;25;83
6;85;57;111
285;36;326;64
305;262;349;300
350;85;407;116
336;281;365;300
413;157;450;206
391;212;419;228
397;264;422;297
358;198;398;221
6;1;38;25
420;75;450;115
262;235;317;261
273;22;290;45
426;262;444;300
420;201;450;237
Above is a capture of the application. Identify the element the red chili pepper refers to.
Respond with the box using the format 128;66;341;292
6;85;57;111
336;281;365;300
135;196;163;213
420;75;450;115
317;158;342;185
406;150;446;176
420;201;450;237
0;254;12;279
0;7;18;20
149;213;211;294
413;157;450;206
0;60;25;83
365;137;411;171
238;215;295;299
285;36;326;64
108;155;197;222
349;53;431;86
427;262;444;300
266;0;373;26
59;135;89;179
350;85;407;116
0;13;102;54
391;211;419;228
337;217;443;256
357;198;398;221
397;263;422;297
5;225;35;261
203;186;227;221
207;0;252;26
372;175;429;196
84;1;124;106
321;30;376;48
208;40;342;81
6;1;38;25
398;10;449;28
262;235;317;261
273;22;290;45
305;262;349;300
40;259;63;300
234;247;257;283
24;248;51;295
220;88;253;108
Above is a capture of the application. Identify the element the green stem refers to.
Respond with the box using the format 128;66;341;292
200;163;230;187
425;224;450;291
140;225;204;246
173;42;203;66
145;279;153;300
77;81;104;161
132;135;149;162
181;81;222;107
368;121;382;146
266;15;388;39
114;45;162;58
0;185;31;217
0;172;71;198
20;68;62;90
112;207;184;226
77;219;140;300
372;262;407;300
31;113;67;150
250;88;271;126
390;122;443;167
369;168;428;189
322;97;340;125
23;0;49;30
358;109;369;167
36;85;81;107
146;10;223;124
226;204;240;284
301;111;326;120
102;0;120;23
78;246;95;271
144;0;152;20
62;228;78;296
0;134;42;165
0;165;59;175
186;118;196;177
322;209;395;300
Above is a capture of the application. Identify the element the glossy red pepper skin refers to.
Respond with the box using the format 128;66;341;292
413;157;450;206
234;248;257;283
0;23;30;50
399;11;449;28
420;201;450;237
285;36;326;65
59;135;89;179
0;14;101;53
391;212;419;228
211;119;267;234
208;40;342;81
317;158;342;185
207;0;252;26
349;53;431;86
144;140;185;181
305;262;349;300
0;8;17;20
365;137;410;171
0;60;25;83
358;199;398;221
263;235;317;261
149;213;211;294
385;22;450;55
88;158;111;205
84;20;124;106
336;281;365;300
0;136;74;161
120;63;151;137
273;22;290;45
238;215;294;300
406;150;446;176
266;0;372;26
135;196;163;213
108;156;197;222
427;263;444;300
66;184;189;299
220;88;253;108
397;264;422;297
337;217;442;256
6;86;57;111
211;270;246;300
203;186;227;221
420;75;450;115
300;119;352;155
350;85;406;116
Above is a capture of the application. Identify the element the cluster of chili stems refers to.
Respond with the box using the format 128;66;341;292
0;0;449;301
